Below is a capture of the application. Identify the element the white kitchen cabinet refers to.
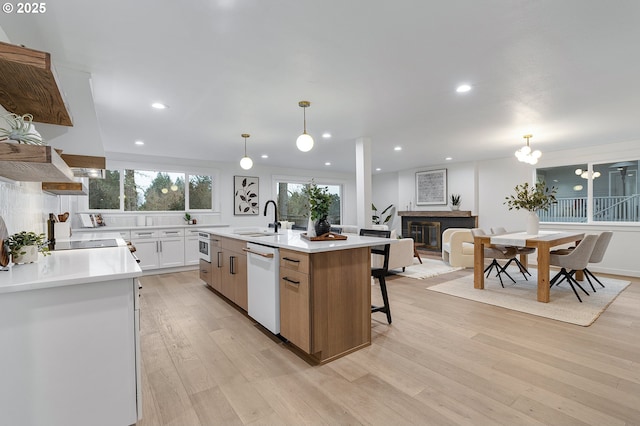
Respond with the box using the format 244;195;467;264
131;228;185;270
0;277;139;426
184;229;200;266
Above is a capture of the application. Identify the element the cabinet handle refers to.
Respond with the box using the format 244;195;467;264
159;241;163;252
155;241;159;252
201;269;208;274
282;257;300;263
217;251;222;268
230;256;236;275
138;232;153;236
282;277;300;285
165;231;179;235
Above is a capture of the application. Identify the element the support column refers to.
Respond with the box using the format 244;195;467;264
355;137;372;229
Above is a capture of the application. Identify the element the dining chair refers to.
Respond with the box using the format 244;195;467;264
548;234;599;302
551;231;613;291
491;226;535;280
359;228;392;324
471;228;518;287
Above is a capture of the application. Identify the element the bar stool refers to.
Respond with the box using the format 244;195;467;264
360;228;392;324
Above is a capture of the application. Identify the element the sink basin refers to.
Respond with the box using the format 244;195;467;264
233;228;284;237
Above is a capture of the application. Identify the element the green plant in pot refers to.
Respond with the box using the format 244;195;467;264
6;231;50;264
450;194;461;210
303;180;332;236
504;181;557;235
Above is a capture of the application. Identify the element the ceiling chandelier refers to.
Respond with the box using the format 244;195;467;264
515;134;541;165
574;168;601;179
239;133;253;170
296;100;314;152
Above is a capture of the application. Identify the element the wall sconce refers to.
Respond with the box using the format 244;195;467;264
296;101;314;152
515;134;541;165
240;133;253;170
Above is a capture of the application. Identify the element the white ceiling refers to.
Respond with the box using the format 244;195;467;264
2;1;639;174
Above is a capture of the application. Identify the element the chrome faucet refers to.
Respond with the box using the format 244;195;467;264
264;200;280;233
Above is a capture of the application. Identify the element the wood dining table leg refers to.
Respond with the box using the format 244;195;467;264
474;236;485;289
537;241;551;302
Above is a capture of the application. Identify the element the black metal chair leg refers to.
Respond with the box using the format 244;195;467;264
378;276;392;324
585;268;605;288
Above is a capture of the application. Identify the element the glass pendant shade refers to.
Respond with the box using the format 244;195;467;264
296;132;314;152
515;134;541;165
240;156;253;170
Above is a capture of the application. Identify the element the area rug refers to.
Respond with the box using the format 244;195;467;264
427;271;631;326
392;258;463;279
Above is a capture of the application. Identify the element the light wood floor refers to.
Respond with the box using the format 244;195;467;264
137;262;640;426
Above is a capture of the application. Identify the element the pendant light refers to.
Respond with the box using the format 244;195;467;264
515;134;541;165
296;100;314;152
239;133;253;170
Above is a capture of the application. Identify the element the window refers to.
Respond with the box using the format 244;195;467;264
276;180;342;227
89;169;120;210
537;160;639;223
89;169;214;212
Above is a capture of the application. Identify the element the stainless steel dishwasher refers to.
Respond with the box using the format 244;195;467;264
245;242;280;334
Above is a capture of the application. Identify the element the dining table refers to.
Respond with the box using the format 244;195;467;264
473;231;585;302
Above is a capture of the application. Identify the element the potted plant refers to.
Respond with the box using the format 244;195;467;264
184;212;193;225
504;181;557;234
6;231;50;264
302;180;332;236
372;203;395;226
450;194;461;211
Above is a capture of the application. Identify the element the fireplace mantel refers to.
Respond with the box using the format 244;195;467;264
398;210;474;218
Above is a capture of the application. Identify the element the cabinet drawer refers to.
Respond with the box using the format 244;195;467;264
199;259;212;286
279;268;310;353
118;230;131;240
220;236;246;253
159;228;184;237
131;230;159;239
280;249;309;273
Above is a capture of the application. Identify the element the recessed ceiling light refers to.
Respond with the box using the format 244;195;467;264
445;157;452;161
325;162;331;166
394;146;402;151
151;102;168;109
456;84;471;93
135;140;144;145
376;168;381;171
322;132;332;139
261;154;268;159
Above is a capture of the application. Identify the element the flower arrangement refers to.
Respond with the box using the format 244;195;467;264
450;194;461;207
303;180;332;221
504;181;557;212
6;231;50;260
0;113;45;145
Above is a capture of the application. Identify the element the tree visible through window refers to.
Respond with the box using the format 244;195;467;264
276;181;341;227
89;169;214;211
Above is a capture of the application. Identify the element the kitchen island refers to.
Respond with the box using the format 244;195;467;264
198;227;394;364
0;233;142;426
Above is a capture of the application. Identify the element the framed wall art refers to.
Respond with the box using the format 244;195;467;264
416;169;447;205
234;176;259;215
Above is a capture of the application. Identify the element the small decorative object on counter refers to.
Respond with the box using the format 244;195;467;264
302;179;333;237
184;212;191;224
6;231;50;264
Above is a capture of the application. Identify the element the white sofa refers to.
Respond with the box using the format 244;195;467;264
335;225;416;272
441;228;474;268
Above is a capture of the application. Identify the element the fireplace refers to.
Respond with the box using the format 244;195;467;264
399;211;477;252
407;220;441;250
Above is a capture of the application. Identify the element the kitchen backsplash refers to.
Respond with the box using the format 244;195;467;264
0;180;58;236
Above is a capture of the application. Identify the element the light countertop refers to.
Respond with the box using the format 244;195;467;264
198;227;396;253
0;233;142;294
73;224;229;232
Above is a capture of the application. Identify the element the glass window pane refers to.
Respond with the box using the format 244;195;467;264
276;181;341;227
124;170;185;211
593;160;639;222
89;169;120;210
536;165;587;223
189;175;212;210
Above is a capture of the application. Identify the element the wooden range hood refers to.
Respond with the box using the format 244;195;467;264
0;41;73;126
41;154;106;195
